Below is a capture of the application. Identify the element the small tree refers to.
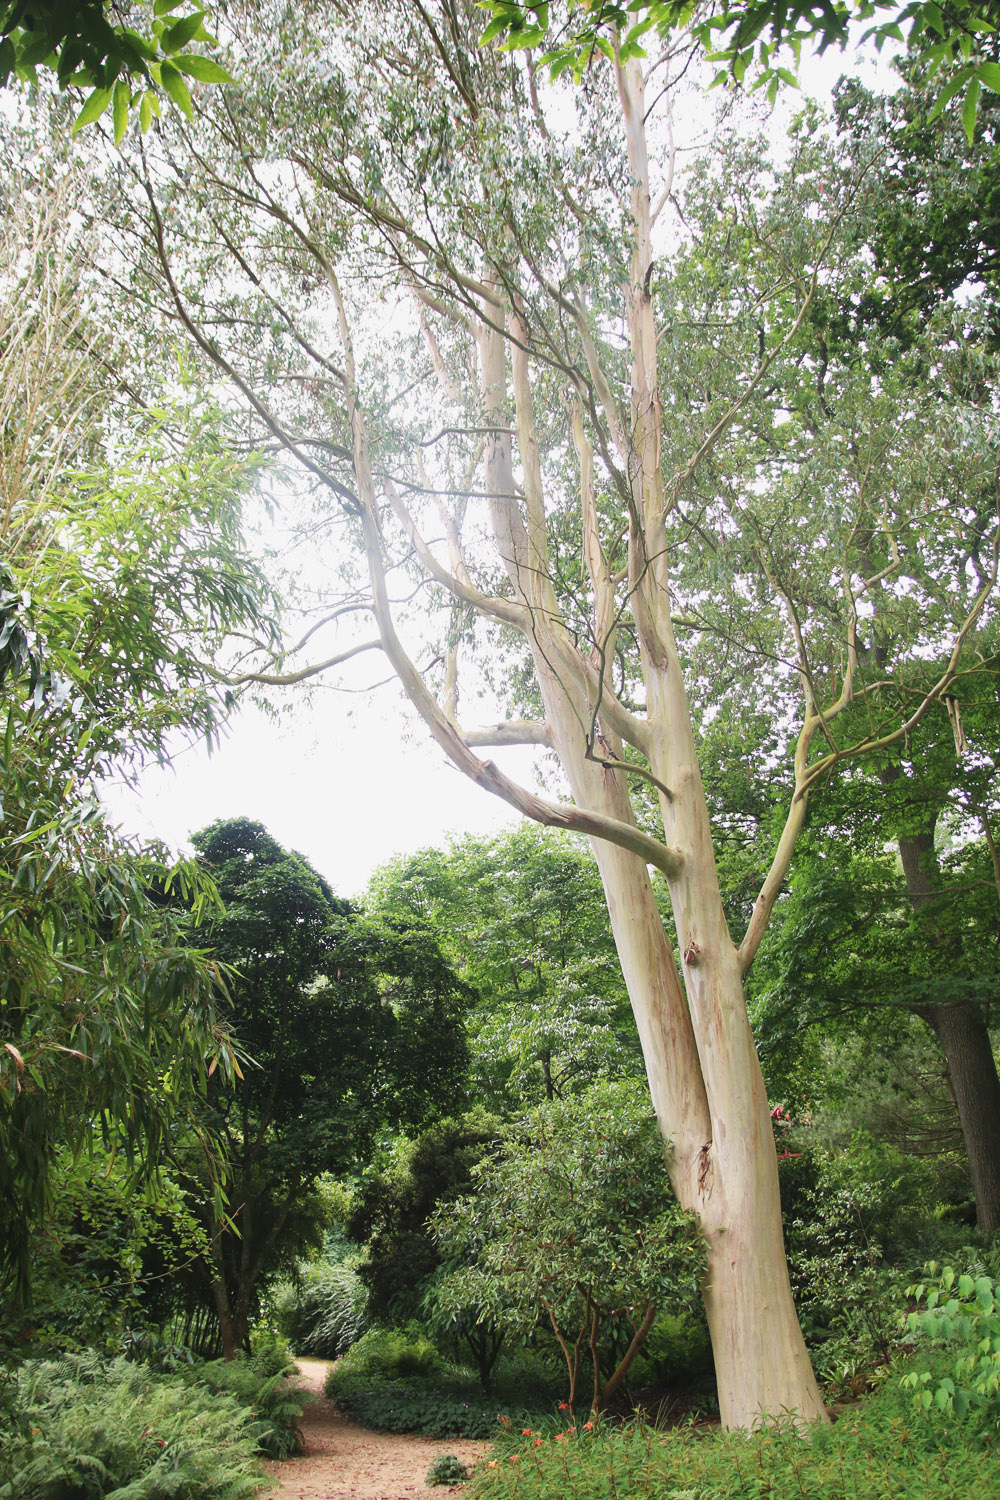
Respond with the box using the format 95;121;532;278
429;1081;703;1415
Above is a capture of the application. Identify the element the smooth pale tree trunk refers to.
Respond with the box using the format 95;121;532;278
480;310;827;1425
899;829;1000;1232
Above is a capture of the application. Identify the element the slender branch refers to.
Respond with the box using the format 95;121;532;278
205;638;383;687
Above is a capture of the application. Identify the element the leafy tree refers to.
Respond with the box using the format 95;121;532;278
1;1;232;139
481;0;1000;131
0;185;277;1321
832;67;1000;338
428;1081;703;1415
369;828;643;1109
346;1109;500;1335
178;818;469;1356
111;1;1000;1424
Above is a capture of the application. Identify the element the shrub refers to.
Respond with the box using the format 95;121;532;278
903;1259;1000;1423
274;1260;369;1358
430;1082;702;1416
427;1453;470;1486
330;1324;442;1381
0;1353;263;1500
347;1110;500;1326
777;1133;933;1382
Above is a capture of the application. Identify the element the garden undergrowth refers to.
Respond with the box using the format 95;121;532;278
471;1367;999;1500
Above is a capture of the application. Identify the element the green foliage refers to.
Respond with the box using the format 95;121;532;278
0;1;232;139
3;1150;209;1356
168;817;470;1353
480;1;1000;134
474;1365;1000;1497
273;1260;369;1358
324;1330;558;1439
626;1311;714;1392
180;1351;306;1459
903;1259;1000;1421
0;1353;264;1499
330;1324;444;1382
347;1109;500;1327
0;789;239;1310
427;1453;470;1486
0;193;280;1315
429;1081;703;1413
369;828;642;1111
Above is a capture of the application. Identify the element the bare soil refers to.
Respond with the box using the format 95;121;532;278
261;1359;488;1500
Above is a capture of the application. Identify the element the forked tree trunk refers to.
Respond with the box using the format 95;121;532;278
480;316;826;1424
331;34;827;1429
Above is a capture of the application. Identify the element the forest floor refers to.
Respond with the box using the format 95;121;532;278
261;1358;488;1500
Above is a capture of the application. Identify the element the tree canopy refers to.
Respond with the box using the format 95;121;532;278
483;0;1000;131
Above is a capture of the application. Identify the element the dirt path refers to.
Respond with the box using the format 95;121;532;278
261;1359;488;1500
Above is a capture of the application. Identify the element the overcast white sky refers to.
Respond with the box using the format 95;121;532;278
102;35;899;901
104;690;537;901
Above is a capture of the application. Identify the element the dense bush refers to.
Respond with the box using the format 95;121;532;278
776;1131;945;1387
0;1353;263;1500
471;1364;1000;1500
273;1260;368;1358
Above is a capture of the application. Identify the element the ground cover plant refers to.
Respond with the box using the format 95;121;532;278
324;1328;561;1439
471;1370;999;1500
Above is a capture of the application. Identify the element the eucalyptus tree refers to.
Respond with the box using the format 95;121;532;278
113;0;998;1426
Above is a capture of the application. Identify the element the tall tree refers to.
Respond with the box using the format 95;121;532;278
0;182;277;1318
180;817;469;1357
111;1;997;1425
